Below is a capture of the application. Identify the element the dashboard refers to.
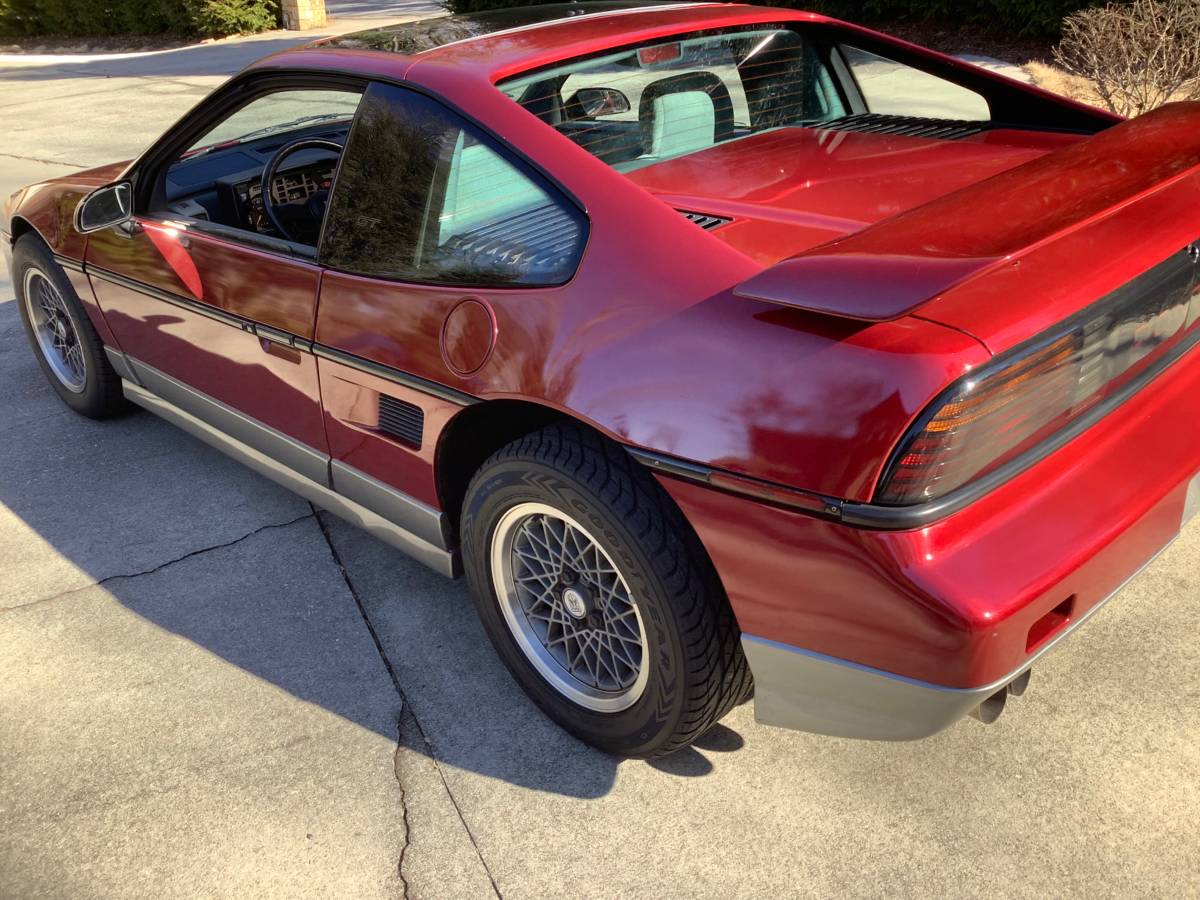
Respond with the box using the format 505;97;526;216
232;162;337;232
162;123;347;238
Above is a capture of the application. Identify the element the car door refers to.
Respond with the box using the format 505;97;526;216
310;81;587;523
86;82;364;484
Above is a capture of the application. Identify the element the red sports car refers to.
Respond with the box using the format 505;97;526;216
6;2;1199;756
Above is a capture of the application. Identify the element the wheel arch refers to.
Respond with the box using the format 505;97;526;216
436;398;572;539
9;215;42;246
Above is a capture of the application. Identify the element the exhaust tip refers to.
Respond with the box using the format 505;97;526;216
970;687;1007;724
1008;668;1032;697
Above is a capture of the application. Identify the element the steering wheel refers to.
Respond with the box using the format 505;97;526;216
259;137;342;245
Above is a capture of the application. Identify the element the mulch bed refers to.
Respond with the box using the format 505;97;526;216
867;20;1057;64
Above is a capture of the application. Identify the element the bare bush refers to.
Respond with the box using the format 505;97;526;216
1053;0;1200;116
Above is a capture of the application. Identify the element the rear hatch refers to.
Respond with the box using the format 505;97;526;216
726;102;1200;356
623;121;1081;267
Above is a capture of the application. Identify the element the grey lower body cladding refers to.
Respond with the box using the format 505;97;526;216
109;348;458;578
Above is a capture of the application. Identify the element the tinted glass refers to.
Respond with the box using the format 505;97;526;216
841;46;991;120
321;83;585;287
499;27;846;169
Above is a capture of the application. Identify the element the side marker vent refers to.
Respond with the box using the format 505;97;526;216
378;394;423;448
678;210;732;230
819;114;989;141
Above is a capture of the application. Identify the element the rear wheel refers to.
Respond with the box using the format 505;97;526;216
461;424;751;757
13;235;125;419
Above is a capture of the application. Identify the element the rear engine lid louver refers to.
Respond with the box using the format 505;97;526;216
377;393;423;448
819;114;989;141
678;210;732;230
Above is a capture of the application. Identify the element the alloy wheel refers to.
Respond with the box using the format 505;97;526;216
23;268;86;393
490;502;649;712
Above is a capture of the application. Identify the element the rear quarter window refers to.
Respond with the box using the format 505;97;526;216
320;82;586;287
840;46;991;121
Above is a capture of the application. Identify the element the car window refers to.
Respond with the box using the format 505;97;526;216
320;82;586;287
185;89;362;154
157;86;364;249
498;27;847;170
840;46;991;121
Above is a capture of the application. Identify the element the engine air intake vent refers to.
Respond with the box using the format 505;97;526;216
678;210;732;231
819;114;989;141
378;394;423;448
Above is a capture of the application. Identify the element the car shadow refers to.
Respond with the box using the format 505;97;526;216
0;292;750;800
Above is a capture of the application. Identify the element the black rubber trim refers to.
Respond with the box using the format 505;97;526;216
53;253;85;273
311;343;478;407
86;263;246;329
627;447;845;521
626;447;718;484
632;321;1200;530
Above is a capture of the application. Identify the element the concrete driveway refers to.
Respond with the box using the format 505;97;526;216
1;22;1198;900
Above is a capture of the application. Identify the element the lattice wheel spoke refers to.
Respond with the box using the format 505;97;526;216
492;503;649;711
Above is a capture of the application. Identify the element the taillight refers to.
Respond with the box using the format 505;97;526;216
877;244;1200;506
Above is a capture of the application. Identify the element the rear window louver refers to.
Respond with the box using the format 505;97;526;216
818;114;989;141
377;394;423;448
678;210;732;230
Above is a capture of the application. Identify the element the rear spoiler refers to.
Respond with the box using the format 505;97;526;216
734;102;1200;322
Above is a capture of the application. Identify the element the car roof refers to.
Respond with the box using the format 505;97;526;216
275;2;826;83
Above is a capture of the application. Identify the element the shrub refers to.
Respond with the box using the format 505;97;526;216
440;0;1118;38
1053;0;1200;116
188;0;279;37
0;0;279;39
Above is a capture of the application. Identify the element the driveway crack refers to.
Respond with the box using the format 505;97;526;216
0;512;315;612
97;511;315;586
311;506;503;900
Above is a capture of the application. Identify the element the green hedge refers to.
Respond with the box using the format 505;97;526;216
0;0;279;39
440;0;1110;38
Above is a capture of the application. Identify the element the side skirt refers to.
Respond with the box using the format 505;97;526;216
122;378;459;578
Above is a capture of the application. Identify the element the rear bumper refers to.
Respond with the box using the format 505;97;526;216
740;537;1171;740
655;339;1200;739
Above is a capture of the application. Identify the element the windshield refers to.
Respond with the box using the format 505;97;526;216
498;27;846;169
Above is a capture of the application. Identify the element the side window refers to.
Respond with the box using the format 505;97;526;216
184;89;361;152
321;82;586;287
159;87;363;246
840;46;991;121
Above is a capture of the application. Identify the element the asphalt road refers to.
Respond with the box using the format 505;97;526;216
1;24;1198;900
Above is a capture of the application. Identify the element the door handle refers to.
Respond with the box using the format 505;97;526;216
254;324;295;348
252;323;309;363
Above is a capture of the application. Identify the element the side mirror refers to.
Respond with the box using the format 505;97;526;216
565;87;631;120
74;182;132;234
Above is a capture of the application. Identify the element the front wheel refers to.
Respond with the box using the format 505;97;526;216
461;424;751;757
13;235;125;419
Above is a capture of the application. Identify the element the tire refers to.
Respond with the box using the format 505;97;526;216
461;423;752;757
13;234;125;419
